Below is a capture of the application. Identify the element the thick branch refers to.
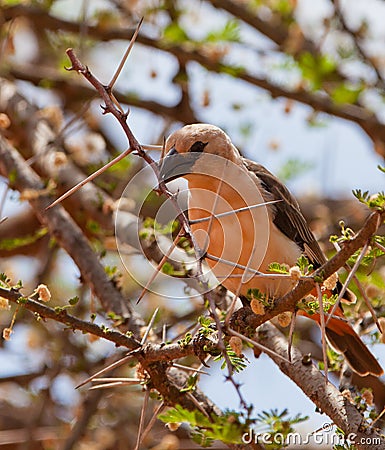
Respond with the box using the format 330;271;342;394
0;287;140;349
260;323;385;450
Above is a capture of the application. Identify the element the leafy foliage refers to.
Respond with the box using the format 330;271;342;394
158;405;249;445
213;345;248;373
352;189;385;211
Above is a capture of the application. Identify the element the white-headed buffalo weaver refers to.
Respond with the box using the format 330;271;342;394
159;123;383;377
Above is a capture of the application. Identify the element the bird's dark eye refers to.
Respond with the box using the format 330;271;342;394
189;141;208;153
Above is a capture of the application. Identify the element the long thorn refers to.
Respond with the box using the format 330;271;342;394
317;283;328;385
203;166;226;254
89;380;141;390
172;363;209;375
46;147;132;209
162;323;167;342
109;18;143;89
206;253;310;280
161;136;167;159
352;274;383;333
224;294;239;328
287;311;297;363
76;352;135;389
326;242;369;327
371;404;385;428
92;377;141;383
137;228;184;304
142;144;163;151
138;402;165;447
189;200;282;225
134;389;149;450
140;307;159;345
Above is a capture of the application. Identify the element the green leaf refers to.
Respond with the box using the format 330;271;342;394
298;53;336;90
206;19;240;43
0;227;48;251
277;158;313;182
68;296;79;306
163;23;189;44
267;262;289;274
331;83;363;104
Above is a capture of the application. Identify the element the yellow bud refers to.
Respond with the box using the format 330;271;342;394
35;284;51;302
2;327;13;341
289;266;301;280
0;297;10;310
324;273;337;291
250;299;265;315
166;422;181;432
229;336;243;357
277;312;292;328
361;389;374;406
0;113;11;129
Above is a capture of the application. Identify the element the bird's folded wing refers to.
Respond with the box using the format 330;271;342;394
243;158;327;268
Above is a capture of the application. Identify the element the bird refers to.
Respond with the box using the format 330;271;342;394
158;123;383;377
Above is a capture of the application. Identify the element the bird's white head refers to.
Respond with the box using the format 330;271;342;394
159;124;241;182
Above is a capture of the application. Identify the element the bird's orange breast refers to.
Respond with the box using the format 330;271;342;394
187;172;299;298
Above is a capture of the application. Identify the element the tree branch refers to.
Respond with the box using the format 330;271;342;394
4;4;385;155
260;323;385;450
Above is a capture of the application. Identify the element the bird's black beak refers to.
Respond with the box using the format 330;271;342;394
158;148;202;182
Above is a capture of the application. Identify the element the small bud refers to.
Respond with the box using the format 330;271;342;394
0;297;10;310
0;113;11;129
35;284;51;302
304;294;317;303
361;389;374;406
250;298;265;315
289;266;301;280
53;152;68;167
229;336;243;356
341;389;353;402
366;284;380;299
277;312;292;328
323;273;337;291
166;422;181;432
20;189;41;201
268;139;280;151
201;89;210;107
2;327;13;341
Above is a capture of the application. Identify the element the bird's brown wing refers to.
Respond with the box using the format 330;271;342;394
243;158;327;267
